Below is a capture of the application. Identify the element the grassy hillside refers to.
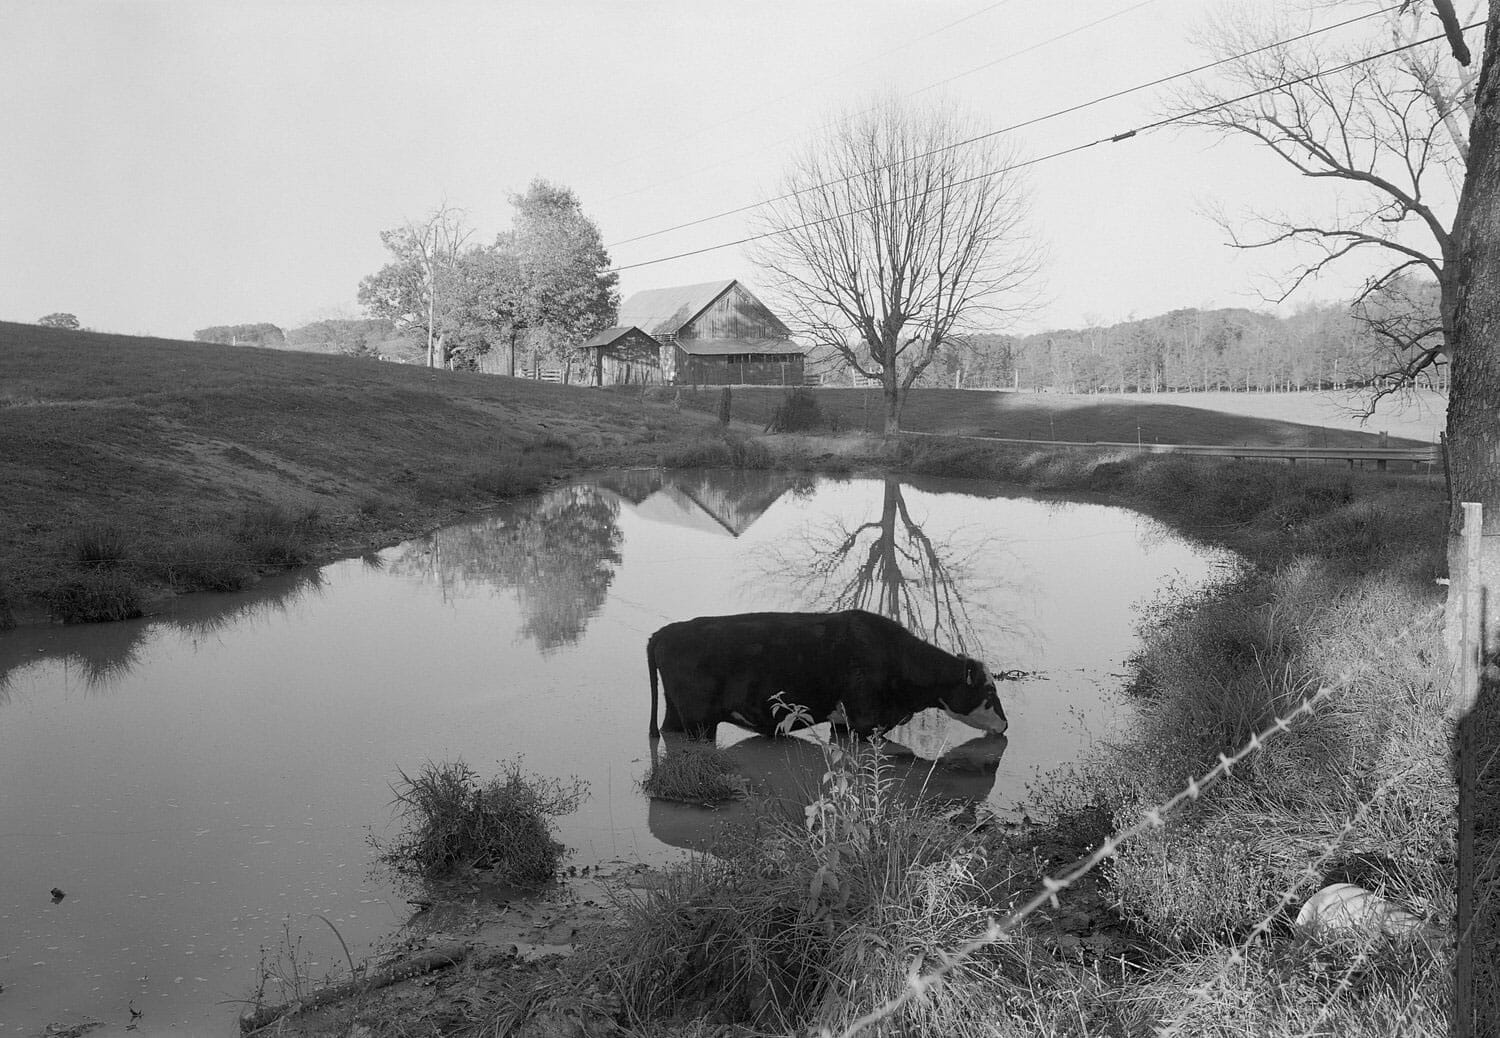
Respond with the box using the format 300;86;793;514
1;321;1423;621
667;385;1433;447
0;322;718;613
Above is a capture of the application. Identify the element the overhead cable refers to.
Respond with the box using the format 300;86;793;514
606;21;1476;274
605;4;1403;251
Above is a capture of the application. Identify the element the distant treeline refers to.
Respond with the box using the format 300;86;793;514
194;319;417;361
923;297;1447;393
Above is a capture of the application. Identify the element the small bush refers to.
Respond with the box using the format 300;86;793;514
234;503;320;567
64;521;132;569
46;569;143;623
766;388;826;433
374;758;587;888
639;743;743;803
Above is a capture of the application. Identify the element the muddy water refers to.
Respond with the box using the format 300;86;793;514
0;470;1230;1034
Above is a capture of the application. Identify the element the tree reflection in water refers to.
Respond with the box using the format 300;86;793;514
763;475;1027;659
394;484;623;652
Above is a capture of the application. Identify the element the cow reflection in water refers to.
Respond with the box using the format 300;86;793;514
646;730;1008;856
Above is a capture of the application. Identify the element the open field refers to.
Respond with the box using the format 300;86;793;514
667;384;1440;447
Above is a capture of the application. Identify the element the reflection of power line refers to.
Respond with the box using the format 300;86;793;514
605;3;1401;251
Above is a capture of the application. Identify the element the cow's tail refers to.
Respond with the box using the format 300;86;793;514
647;633;661;738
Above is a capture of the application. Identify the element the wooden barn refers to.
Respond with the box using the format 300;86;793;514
578;325;664;385
581;279;803;386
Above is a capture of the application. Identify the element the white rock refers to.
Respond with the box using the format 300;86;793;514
1295;883;1426;938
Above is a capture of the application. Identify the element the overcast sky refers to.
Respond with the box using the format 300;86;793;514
0;0;1450;340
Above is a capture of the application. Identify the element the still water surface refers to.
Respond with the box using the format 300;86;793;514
0;470;1230;1034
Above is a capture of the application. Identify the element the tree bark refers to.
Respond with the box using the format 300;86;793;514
1445;11;1500;1036
1447;11;1500;687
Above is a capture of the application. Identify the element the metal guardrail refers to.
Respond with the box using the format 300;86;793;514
904;431;1443;468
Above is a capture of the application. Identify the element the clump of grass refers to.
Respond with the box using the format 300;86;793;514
0;574;14;630
46;568;143;623
601;735;1036;1033
766;388;826;433
234;502;320;567
471;458;550;498
64;520;132;569
152;530;254;592
639;743;744;804
660;433;772;469
373;758;587;888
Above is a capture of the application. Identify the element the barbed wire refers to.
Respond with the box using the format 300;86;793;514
825;683;1336;1038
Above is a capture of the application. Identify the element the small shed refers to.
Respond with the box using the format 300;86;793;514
602;279;804;386
579;325;664;386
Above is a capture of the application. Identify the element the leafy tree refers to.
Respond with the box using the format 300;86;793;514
37;312;80;330
193;323;285;347
357;203;481;369
509;179;619;382
756;97;1040;433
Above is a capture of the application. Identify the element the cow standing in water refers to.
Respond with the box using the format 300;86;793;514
646;610;1008;740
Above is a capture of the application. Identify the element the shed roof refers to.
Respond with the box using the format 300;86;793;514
680;337;805;357
580;325;658;350
617;280;738;336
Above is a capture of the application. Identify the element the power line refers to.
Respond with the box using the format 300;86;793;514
605;3;1401;252
606;21;1475;275
594;0;1158;211
591;0;1021;189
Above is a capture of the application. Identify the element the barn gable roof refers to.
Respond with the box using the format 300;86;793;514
617;279;741;337
580;325;659;350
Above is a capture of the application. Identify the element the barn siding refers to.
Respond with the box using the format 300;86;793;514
676;349;805;386
677;283;791;342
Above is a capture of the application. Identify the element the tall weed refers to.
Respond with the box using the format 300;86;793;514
372;758;587;888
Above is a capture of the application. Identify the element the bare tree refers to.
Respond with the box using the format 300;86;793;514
1174;2;1482;405
755;97;1040;434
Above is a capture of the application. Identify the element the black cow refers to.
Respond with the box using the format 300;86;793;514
646;610;1008;740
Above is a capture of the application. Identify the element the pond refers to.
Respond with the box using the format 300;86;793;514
0;470;1231;1035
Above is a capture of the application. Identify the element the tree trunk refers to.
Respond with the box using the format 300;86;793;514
1445;12;1500;1035
883;379;902;436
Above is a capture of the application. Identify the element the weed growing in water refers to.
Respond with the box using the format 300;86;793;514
373;758;587;887
639;743;744;804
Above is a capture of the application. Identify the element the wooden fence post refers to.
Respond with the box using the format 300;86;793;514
1455;501;1483;1038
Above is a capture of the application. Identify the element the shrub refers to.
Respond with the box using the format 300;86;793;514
234;503;320;567
373;758;587;888
717;386;732;426
46;569;143;623
64;521;132;569
766;388;826;433
639;743;743;803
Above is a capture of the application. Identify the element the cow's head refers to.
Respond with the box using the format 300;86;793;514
939;657;1009;734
